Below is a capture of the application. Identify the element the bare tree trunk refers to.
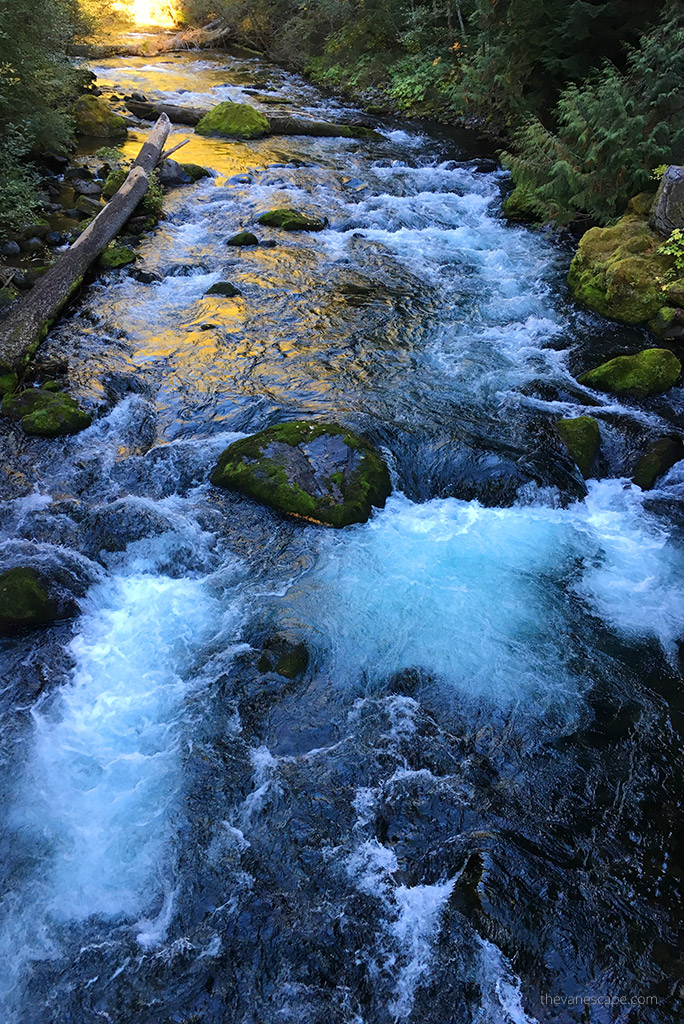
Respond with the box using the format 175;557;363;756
0;114;171;376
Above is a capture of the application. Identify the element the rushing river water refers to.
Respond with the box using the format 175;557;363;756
0;48;682;1024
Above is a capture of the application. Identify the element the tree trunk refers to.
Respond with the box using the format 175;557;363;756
125;100;377;137
0;114;171;376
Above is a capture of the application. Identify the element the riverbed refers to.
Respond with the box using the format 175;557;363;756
0;48;681;1024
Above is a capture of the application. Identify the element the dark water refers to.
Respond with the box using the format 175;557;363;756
0;49;682;1024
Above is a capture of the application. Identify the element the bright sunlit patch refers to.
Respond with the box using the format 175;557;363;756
118;0;177;27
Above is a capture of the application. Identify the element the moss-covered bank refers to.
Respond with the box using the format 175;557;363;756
567;195;684;339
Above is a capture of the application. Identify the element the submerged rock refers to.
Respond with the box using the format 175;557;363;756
577;348;681;398
98;244;137;270
555;416;600;478
195;101;270;139
0;567;56;634
257;208;327;231
205;281;241;297
210;420;391;527
632;437;684;490
74;95;127;138
2;388;91;436
258;640;310;679
650;165;684;237
227;231;259;246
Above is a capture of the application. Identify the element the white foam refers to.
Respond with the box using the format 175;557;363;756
294;482;684;712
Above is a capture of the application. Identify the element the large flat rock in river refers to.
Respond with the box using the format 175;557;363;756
210;421;391;527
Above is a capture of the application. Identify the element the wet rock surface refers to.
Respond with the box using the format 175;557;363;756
212;421;391;526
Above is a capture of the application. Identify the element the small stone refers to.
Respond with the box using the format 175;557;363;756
257;208;327;231
98;244;137;270
205;281;241;297
226;231;259;247
72;179;102;196
0;241;20;257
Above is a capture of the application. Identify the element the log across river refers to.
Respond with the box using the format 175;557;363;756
0;47;681;1024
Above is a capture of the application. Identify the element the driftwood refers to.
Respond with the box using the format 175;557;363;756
0;114;171;375
125;99;377;138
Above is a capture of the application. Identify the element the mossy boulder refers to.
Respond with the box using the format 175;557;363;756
555;416;600;478
98;244;137;270
0;285;19;308
664;279;684;308
74;95;127;138
205;281;241;297
2;388;91;436
257;208;327;231
0;370;19;396
102;167;126;199
502;184;539;223
227;231;259;247
577;348;681;398
180;162;212;181
103;169;162;218
567;211;675;331
195;102;270;139
210;420;391;527
632;437;684;490
0;567;56;634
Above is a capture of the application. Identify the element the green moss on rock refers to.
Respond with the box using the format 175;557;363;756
227;231;258;246
74;95;127;138
0;371;18;397
205;281;241;296
577;348;681;398
257;208;327;231
556;416;600;478
98;244;137;270
568;212;675;327
0;286;19;308
2;388;91;436
102;167;127;199
196;102;270;139
632;436;684;490
275;643;309;678
502;184;540;223
0;567;56;634
210;420;391;527
180;163;212;181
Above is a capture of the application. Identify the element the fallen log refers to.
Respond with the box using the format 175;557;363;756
125;99;378;138
0;114;171;377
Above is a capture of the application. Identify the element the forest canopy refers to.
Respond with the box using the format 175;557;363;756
181;0;684;225
0;0;681;231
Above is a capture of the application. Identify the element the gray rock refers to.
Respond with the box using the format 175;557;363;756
650;165;684;237
156;159;192;187
0;241;20;257
72;178;102;196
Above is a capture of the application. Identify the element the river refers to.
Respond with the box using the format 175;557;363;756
0;47;681;1024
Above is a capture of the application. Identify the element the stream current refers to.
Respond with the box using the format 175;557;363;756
0;48;682;1024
